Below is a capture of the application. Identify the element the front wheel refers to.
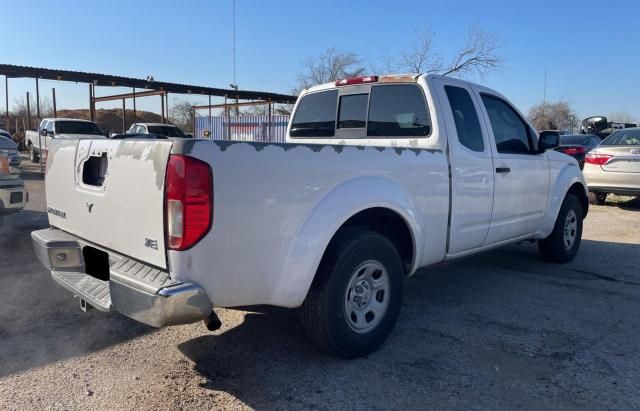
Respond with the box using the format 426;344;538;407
538;194;583;263
301;228;404;358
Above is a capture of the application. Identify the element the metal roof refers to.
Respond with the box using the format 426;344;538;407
0;63;297;104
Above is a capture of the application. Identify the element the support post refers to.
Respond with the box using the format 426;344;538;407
132;87;136;121
268;99;272;142
165;92;169;123
26;92;31;131
52;88;57;118
160;94;165;123
35;78;40;122
192;107;196;137
224;96;229;140
4;76;8;128
122;98;126;133
89;84;95;122
208;95;212;137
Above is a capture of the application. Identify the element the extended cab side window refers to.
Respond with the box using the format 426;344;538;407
290;90;338;137
444;86;484;152
367;85;431;137
481;95;534;154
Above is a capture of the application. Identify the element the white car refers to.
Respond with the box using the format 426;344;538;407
127;123;190;138
32;74;588;357
25;118;105;163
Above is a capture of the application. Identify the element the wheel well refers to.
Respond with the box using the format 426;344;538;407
337;207;414;274
567;183;588;218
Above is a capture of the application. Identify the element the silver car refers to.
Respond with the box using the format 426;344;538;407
583;128;640;204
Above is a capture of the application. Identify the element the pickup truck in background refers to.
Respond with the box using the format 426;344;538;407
32;74;588;358
25;118;105;163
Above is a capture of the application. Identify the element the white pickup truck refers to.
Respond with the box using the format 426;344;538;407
26;118;105;163
32;74;588;357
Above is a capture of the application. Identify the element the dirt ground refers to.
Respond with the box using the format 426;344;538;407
1;159;639;410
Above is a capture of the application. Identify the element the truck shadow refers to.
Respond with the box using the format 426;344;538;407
0;209;154;378
178;239;640;409
615;196;640;211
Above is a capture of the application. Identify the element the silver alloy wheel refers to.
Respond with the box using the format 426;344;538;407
563;209;578;249
344;260;390;334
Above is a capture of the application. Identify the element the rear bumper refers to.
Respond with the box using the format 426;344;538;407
31;228;212;327
0;186;27;214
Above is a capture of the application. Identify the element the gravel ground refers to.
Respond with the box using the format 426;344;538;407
0;159;639;410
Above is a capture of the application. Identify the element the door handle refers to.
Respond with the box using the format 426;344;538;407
495;167;511;174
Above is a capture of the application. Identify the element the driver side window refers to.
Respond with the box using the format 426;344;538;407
481;95;534;154
46;121;54;135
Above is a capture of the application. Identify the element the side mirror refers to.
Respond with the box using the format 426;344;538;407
40;129;48;136
538;131;559;152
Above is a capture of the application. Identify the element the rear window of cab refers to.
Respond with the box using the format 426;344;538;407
290;84;431;138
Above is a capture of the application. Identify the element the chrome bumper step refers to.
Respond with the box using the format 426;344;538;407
52;270;111;311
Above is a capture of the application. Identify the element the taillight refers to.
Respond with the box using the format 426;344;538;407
335;76;378;86
584;152;613;165
562;147;586;155
165;155;212;250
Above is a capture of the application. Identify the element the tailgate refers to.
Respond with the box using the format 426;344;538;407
45;138;173;269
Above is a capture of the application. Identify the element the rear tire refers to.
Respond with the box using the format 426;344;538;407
588;191;607;205
301;228;404;358
538;194;583;263
29;145;39;163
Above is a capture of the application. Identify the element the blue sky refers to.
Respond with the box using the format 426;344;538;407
0;0;638;119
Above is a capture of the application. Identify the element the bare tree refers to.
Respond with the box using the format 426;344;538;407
397;26;503;79
400;26;442;74
242;103;293;116
295;47;366;94
11;95;54;129
528;101;579;131
169;98;199;132
439;28;503;78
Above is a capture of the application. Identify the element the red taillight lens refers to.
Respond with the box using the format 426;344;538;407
165;155;212;250
335;76;378;86
584;152;613;166
562;146;586;155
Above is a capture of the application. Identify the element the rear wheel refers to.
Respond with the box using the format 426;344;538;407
301;228;404;358
588;191;607;205
538;194;583;263
29;145;39;163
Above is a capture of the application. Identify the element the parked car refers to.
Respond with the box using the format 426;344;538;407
25;118;105;163
553;134;602;168
0;131;21;167
32;74;588;358
0;152;27;214
583;127;640;204
127;123;190;138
